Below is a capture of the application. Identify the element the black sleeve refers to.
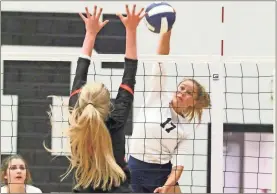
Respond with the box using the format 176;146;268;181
68;57;90;108
108;57;138;132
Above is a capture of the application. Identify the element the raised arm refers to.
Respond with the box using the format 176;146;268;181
145;30;172;105
108;5;145;128
69;6;109;108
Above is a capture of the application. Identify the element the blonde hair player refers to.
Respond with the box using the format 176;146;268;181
46;5;145;193
128;29;211;193
1;154;42;193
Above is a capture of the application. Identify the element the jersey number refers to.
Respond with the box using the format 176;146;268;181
160;118;176;133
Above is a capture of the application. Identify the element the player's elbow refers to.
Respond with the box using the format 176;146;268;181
172;165;184;176
173;165;184;171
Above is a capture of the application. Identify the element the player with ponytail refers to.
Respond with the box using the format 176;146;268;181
46;4;145;193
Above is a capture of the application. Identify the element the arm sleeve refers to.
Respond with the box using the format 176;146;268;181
68;56;91;108
144;62;167;106
108;57;138;131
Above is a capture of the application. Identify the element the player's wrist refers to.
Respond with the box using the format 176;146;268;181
163;181;177;189
126;28;137;34
161;185;171;192
163;184;173;189
85;31;97;39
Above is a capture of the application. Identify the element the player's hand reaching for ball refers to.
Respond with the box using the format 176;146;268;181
117;4;146;31
79;6;109;36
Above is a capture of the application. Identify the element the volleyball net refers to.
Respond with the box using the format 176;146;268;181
0;49;275;193
222;57;275;193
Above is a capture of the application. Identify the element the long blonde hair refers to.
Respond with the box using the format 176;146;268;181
45;82;126;191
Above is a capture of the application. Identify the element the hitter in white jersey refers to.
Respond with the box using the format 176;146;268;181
128;30;211;193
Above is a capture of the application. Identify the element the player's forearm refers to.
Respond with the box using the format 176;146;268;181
163;166;183;188
157;30;171;55
81;32;97;57
125;30;137;60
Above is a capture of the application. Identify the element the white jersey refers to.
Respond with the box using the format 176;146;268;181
1;185;42;193
129;62;195;167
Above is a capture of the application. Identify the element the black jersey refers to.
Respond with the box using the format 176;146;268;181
69;56;138;193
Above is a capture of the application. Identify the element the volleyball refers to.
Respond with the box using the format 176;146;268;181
144;2;176;34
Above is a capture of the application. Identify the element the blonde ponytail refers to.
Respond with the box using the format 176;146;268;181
46;83;126;191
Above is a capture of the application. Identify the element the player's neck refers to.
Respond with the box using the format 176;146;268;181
8;184;26;193
169;102;186;117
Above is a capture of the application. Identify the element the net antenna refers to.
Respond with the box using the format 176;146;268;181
269;69;275;194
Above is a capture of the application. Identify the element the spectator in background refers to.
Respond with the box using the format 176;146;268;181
1;154;42;193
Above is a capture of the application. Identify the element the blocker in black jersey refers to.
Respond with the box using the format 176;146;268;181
69;56;137;193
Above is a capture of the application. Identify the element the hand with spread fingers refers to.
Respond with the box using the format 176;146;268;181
79;6;109;36
117;4;146;31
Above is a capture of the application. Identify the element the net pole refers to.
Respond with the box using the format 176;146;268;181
210;59;224;193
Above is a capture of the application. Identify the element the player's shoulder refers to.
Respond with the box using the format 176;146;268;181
26;185;43;193
1;185;42;193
